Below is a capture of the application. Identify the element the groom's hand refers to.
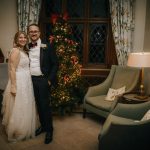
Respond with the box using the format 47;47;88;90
48;80;51;86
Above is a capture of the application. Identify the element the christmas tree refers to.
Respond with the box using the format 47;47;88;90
49;13;82;110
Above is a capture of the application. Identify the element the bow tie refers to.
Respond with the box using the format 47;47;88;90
29;42;37;48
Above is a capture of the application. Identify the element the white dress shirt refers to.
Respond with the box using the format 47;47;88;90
29;39;43;76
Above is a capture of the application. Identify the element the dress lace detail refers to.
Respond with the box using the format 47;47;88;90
1;51;37;142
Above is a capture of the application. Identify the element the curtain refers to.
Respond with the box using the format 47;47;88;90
109;0;135;66
17;0;42;32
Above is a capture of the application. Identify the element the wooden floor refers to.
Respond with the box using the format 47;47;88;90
0;111;104;150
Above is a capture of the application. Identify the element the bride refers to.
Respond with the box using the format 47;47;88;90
1;31;37;142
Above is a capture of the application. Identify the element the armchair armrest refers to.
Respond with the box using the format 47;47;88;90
85;83;110;98
111;101;150;120
99;116;150;150
100;114;135;137
84;65;116;98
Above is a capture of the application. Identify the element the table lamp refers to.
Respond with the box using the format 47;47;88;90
127;52;150;99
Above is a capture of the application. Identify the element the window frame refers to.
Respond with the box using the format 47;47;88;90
39;0;117;77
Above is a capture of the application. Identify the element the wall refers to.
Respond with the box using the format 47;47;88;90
144;0;150;52
0;0;17;59
133;0;147;52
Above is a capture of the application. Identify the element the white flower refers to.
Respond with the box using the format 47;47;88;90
40;43;47;49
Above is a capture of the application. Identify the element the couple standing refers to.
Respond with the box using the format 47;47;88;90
1;24;58;144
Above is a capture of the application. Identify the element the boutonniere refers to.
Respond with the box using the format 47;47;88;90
40;43;47;49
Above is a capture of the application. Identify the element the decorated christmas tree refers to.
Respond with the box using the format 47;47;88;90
49;13;82;110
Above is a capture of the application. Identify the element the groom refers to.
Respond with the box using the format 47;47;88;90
27;24;58;144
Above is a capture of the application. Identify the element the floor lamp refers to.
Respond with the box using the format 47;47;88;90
127;52;150;99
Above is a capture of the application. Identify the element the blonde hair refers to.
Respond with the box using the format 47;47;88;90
13;31;29;53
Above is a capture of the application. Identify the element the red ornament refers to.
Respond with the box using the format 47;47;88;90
71;55;78;65
51;14;59;24
64;75;70;84
63;12;69;21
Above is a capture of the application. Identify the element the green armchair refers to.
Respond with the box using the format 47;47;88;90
83;65;140;118
98;101;150;150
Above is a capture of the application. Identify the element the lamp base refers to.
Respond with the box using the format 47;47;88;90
135;84;148;100
134;95;149;100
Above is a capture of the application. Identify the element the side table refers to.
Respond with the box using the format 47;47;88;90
119;93;150;104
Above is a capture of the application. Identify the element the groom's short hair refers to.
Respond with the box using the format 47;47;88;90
27;23;40;33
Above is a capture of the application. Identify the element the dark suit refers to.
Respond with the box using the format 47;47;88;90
29;41;58;132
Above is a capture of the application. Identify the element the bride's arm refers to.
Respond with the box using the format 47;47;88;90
9;48;20;96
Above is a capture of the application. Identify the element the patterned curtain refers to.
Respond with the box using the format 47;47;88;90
17;0;42;32
109;0;135;66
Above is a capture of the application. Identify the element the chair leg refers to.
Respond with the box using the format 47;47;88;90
83;108;86;118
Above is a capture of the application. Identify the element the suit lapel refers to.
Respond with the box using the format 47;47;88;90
40;47;43;69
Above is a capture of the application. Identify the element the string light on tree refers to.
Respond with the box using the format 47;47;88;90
49;12;82;108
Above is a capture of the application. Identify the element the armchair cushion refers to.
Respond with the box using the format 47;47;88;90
86;95;113;111
105;86;126;101
141;109;150;121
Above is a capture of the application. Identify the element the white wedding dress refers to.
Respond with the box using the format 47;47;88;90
1;50;37;142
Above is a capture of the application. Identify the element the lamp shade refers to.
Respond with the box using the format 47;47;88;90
127;52;150;68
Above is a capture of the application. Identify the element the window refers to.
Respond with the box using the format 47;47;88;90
39;0;117;77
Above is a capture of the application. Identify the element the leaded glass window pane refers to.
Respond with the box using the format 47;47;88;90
41;0;115;70
88;24;108;64
45;24;53;42
66;0;85;18
90;0;109;18
45;0;62;17
71;23;84;62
